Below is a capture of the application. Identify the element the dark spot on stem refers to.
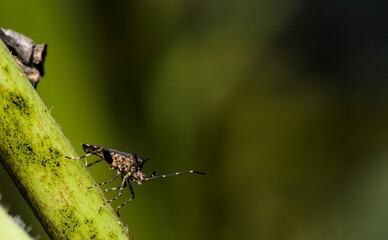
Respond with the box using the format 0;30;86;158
8;92;30;113
2;65;9;73
59;207;80;237
48;146;61;159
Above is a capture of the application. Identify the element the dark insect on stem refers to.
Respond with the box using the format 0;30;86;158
65;143;206;217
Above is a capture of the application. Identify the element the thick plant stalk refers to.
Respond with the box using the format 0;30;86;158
0;40;131;239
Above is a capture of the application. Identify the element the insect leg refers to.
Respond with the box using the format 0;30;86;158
86;159;104;167
116;180;135;217
64;153;92;160
103;176;127;193
98;174;130;212
87;174;119;189
65;153;93;166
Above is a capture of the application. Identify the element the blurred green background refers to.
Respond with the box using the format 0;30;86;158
2;0;388;239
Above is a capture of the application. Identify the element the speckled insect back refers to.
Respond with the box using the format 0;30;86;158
65;143;206;217
80;144;148;185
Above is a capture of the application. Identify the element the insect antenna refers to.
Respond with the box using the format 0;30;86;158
145;170;206;181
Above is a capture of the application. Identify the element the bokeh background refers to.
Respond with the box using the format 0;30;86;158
1;0;388;239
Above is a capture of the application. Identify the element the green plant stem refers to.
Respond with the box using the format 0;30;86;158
0;204;33;240
0;40;131;239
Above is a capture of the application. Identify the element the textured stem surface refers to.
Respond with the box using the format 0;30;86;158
0;40;130;239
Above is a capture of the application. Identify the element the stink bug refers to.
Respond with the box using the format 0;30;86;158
65;143;205;216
